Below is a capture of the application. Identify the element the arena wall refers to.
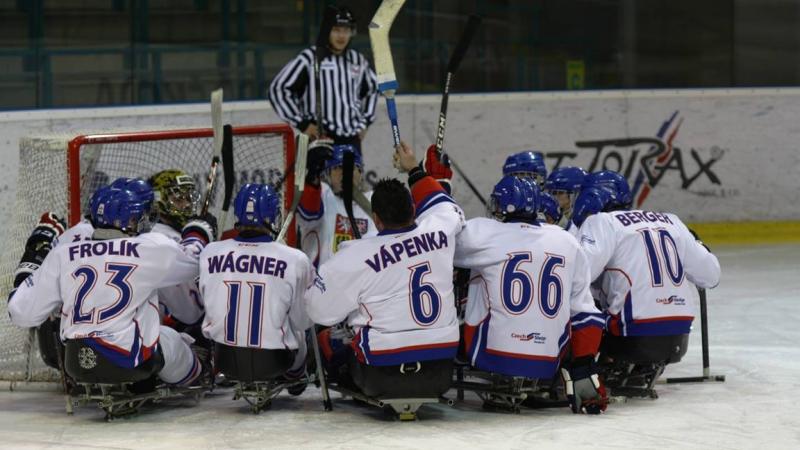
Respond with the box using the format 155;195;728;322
1;88;798;245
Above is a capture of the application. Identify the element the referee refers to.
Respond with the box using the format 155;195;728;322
268;6;378;152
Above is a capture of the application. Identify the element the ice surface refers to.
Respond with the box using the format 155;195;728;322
0;244;798;450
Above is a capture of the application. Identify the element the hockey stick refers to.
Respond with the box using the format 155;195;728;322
276;134;309;243
342;151;362;239
201;88;224;217
217;124;235;239
435;14;481;158
369;0;406;148
663;288;726;384
310;326;333;411
434;15;486;206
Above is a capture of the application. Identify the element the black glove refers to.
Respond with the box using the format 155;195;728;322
688;227;710;252
181;213;218;245
560;356;608;415
14;212;66;288
305;139;334;185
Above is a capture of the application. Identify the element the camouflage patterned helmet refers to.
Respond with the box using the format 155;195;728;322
148;169;199;229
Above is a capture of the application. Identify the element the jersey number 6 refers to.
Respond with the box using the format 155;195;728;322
408;262;441;326
501;252;565;318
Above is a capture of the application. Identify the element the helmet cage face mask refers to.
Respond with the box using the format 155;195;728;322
155;174;198;226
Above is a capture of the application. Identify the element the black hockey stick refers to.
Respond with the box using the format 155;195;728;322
434;15;487;206
435;14;481;158
217;124;235;238
342;151;361;239
663;288;726;384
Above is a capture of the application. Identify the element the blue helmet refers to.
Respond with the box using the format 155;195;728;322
110;178;154;208
489;175;539;221
92;187;152;234
544;166;587;193
234;183;281;230
326;144;363;171
584;170;632;210
89;185;113;221
538;191;562;224
503;151;547;181
572;187;612;228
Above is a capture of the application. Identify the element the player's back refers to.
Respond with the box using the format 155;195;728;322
455;218;598;377
309;213;461;366
579;210;721;336
43;232;197;366
199;238;313;350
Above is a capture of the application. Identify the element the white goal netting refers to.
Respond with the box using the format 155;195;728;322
0;124;294;382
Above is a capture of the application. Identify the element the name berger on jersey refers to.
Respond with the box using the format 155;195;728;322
364;230;449;273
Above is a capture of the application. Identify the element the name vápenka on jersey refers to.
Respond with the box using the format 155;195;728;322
364;230;449;273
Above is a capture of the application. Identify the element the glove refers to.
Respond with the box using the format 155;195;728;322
13;213;66;288
688;227;710;252
422;144;453;180
305;139;334;185
560;356;608;415
181;213;218;245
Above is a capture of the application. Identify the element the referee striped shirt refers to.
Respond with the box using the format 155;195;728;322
269;46;379;139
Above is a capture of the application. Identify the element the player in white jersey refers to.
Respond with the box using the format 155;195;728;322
306;142;463;398
455;175;608;414
199;184;314;391
8;182;217;387
297;142;377;266
578;176;720;337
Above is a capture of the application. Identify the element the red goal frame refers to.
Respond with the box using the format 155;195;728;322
66;123;296;242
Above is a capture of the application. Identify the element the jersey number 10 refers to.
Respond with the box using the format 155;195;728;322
639;229;685;286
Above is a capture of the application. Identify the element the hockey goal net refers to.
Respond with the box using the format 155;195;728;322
0;123;295;383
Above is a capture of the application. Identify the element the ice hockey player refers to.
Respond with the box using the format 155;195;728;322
578;171;720;392
8;182;217;388
571;170;631;230
198;184;314;393
297;142;376;266
454;175;608;414
305;141;463;400
538;191;563;225
148;170;206;330
502;151;547;185
544;166;587;231
269;5;377;150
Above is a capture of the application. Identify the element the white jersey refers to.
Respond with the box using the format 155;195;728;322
297;182;377;266
198;236;314;350
54;219;95;246
455;218;604;379
150;223;205;325
306;177;465;366
566;220;581;239
579;210;721;336
9;232;201;368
